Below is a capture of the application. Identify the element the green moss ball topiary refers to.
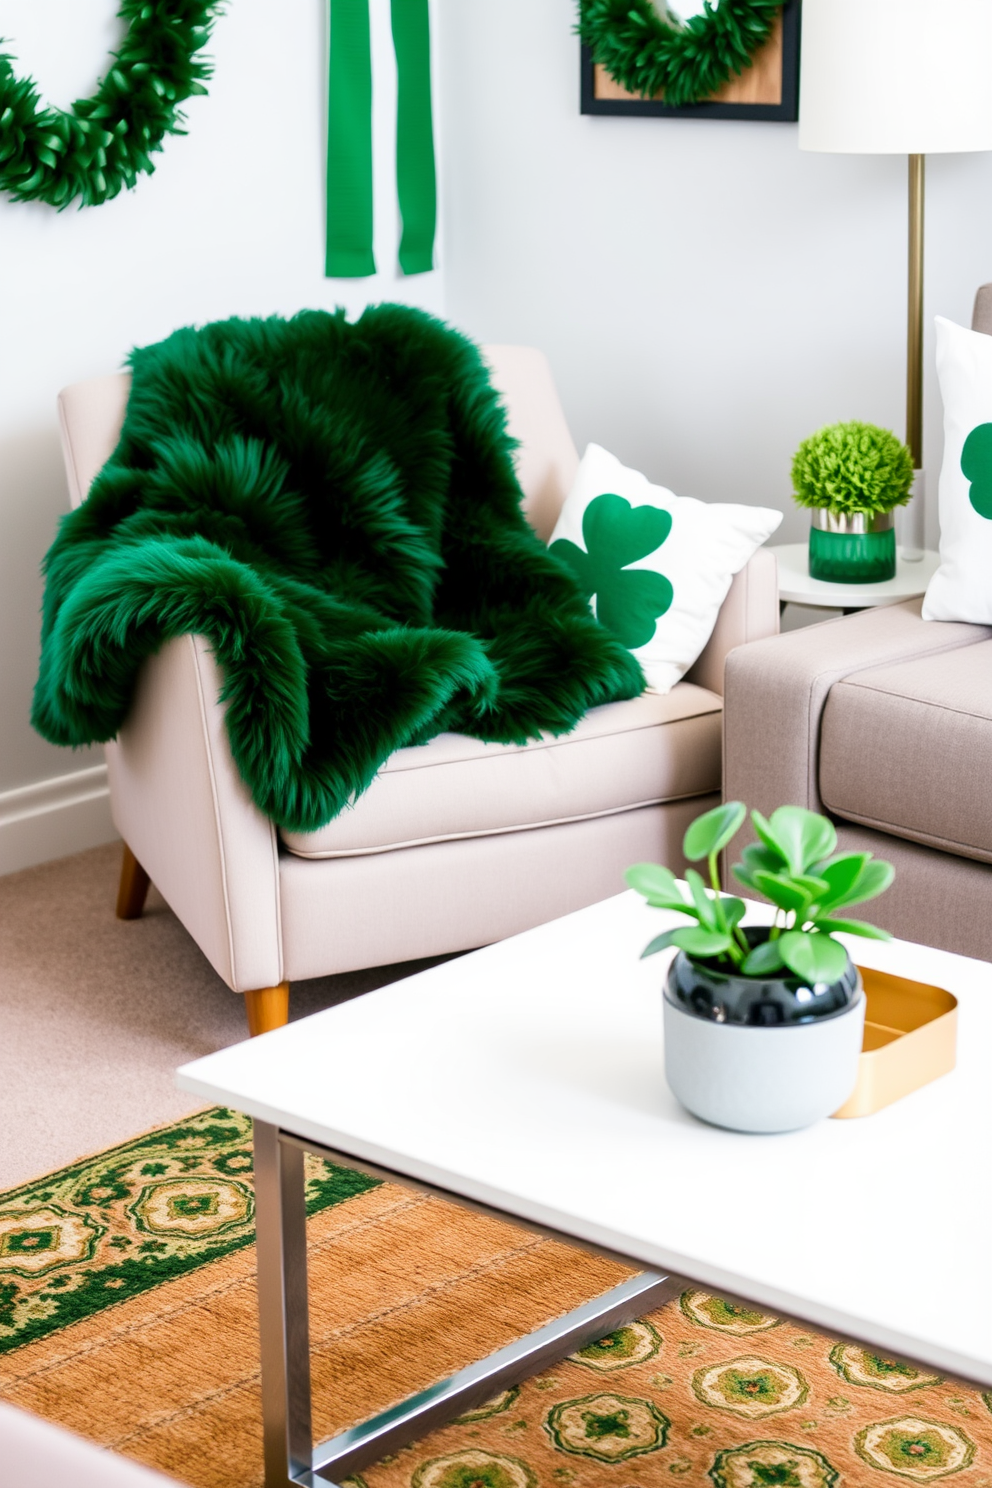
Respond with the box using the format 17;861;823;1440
791;421;914;517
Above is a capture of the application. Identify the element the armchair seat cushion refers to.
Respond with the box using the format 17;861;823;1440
820;640;992;864
280;684;721;859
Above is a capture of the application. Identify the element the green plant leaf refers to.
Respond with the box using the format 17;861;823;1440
812;917;892;940
741;841;788;875
731;841;786;891
624;862;684;907
719;896;747;929
741;938;786;976
683;800;746;861
791;874;830;900
750;809;789;864
685;867;719;928
644;896;696;914
778;930;849;984
670;926;733;958
640;929;683;959
813;853;870;910
751;870;814;916
766;806;837;875
832;858;894;908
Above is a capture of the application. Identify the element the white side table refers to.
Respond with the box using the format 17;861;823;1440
770;542;940;614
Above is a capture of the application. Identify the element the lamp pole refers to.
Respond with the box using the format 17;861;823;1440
902;152;926;560
906;153;924;469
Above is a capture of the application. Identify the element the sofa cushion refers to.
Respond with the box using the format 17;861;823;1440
280;685;722;859
820;640;992;864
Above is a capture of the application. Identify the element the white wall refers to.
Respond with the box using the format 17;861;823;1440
6;0;992;874
0;0;442;869
438;0;992;547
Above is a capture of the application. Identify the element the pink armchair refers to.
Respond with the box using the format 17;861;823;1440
57;347;778;1034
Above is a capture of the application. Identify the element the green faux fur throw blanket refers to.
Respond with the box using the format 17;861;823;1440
33;306;644;832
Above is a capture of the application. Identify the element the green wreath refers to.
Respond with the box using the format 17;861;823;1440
0;0;223;209
578;0;783;108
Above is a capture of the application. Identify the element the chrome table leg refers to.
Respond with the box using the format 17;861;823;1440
254;1119;315;1488
253;1119;680;1488
310;1269;677;1484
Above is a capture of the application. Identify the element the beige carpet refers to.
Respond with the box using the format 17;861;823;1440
0;842;450;1188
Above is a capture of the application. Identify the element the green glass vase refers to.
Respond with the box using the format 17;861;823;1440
808;510;896;583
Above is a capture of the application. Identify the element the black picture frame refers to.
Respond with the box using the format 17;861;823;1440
580;0;800;123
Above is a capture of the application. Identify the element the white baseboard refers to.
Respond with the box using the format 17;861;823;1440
0;764;118;876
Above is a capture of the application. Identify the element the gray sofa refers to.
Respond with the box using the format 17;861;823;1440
723;285;992;964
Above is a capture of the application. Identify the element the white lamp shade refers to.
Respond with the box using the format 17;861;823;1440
800;0;992;154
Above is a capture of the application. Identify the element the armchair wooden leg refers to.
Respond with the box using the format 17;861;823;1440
245;982;290;1037
116;843;151;920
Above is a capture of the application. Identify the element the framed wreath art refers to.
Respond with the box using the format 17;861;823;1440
0;0;223;209
579;0;800;122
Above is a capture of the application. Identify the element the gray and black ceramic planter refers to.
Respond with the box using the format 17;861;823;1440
663;930;865;1133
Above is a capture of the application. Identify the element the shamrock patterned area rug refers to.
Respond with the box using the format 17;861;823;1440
0;1106;377;1354
1;1109;991;1488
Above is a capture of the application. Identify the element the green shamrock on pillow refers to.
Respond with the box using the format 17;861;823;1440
962;422;992;518
550;492;674;649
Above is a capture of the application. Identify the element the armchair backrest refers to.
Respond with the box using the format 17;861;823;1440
57;345;581;535
973;284;992;336
483;345;579;539
58;373;130;511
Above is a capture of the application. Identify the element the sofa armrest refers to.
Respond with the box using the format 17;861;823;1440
685;546;780;697
107;634;283;993
723;598;992;819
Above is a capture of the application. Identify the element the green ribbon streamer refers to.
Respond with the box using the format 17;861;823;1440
326;0;375;278
325;0;436;279
391;0;436;276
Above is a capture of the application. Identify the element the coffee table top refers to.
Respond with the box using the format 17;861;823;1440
177;892;992;1385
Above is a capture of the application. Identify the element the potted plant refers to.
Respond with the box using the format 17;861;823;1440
626;801;895;1133
791;420;914;583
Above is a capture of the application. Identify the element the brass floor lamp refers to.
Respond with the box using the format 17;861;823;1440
798;0;992;559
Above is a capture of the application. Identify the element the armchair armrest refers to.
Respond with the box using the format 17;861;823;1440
685;546;780;697
106;634;283;993
0;1401;181;1488
723;598;991;819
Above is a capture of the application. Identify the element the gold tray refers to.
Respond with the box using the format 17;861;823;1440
832;966;957;1119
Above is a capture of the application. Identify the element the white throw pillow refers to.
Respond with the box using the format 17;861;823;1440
923;316;992;623
549;444;782;693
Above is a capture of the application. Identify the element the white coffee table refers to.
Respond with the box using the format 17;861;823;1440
177;891;992;1488
770;541;940;612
